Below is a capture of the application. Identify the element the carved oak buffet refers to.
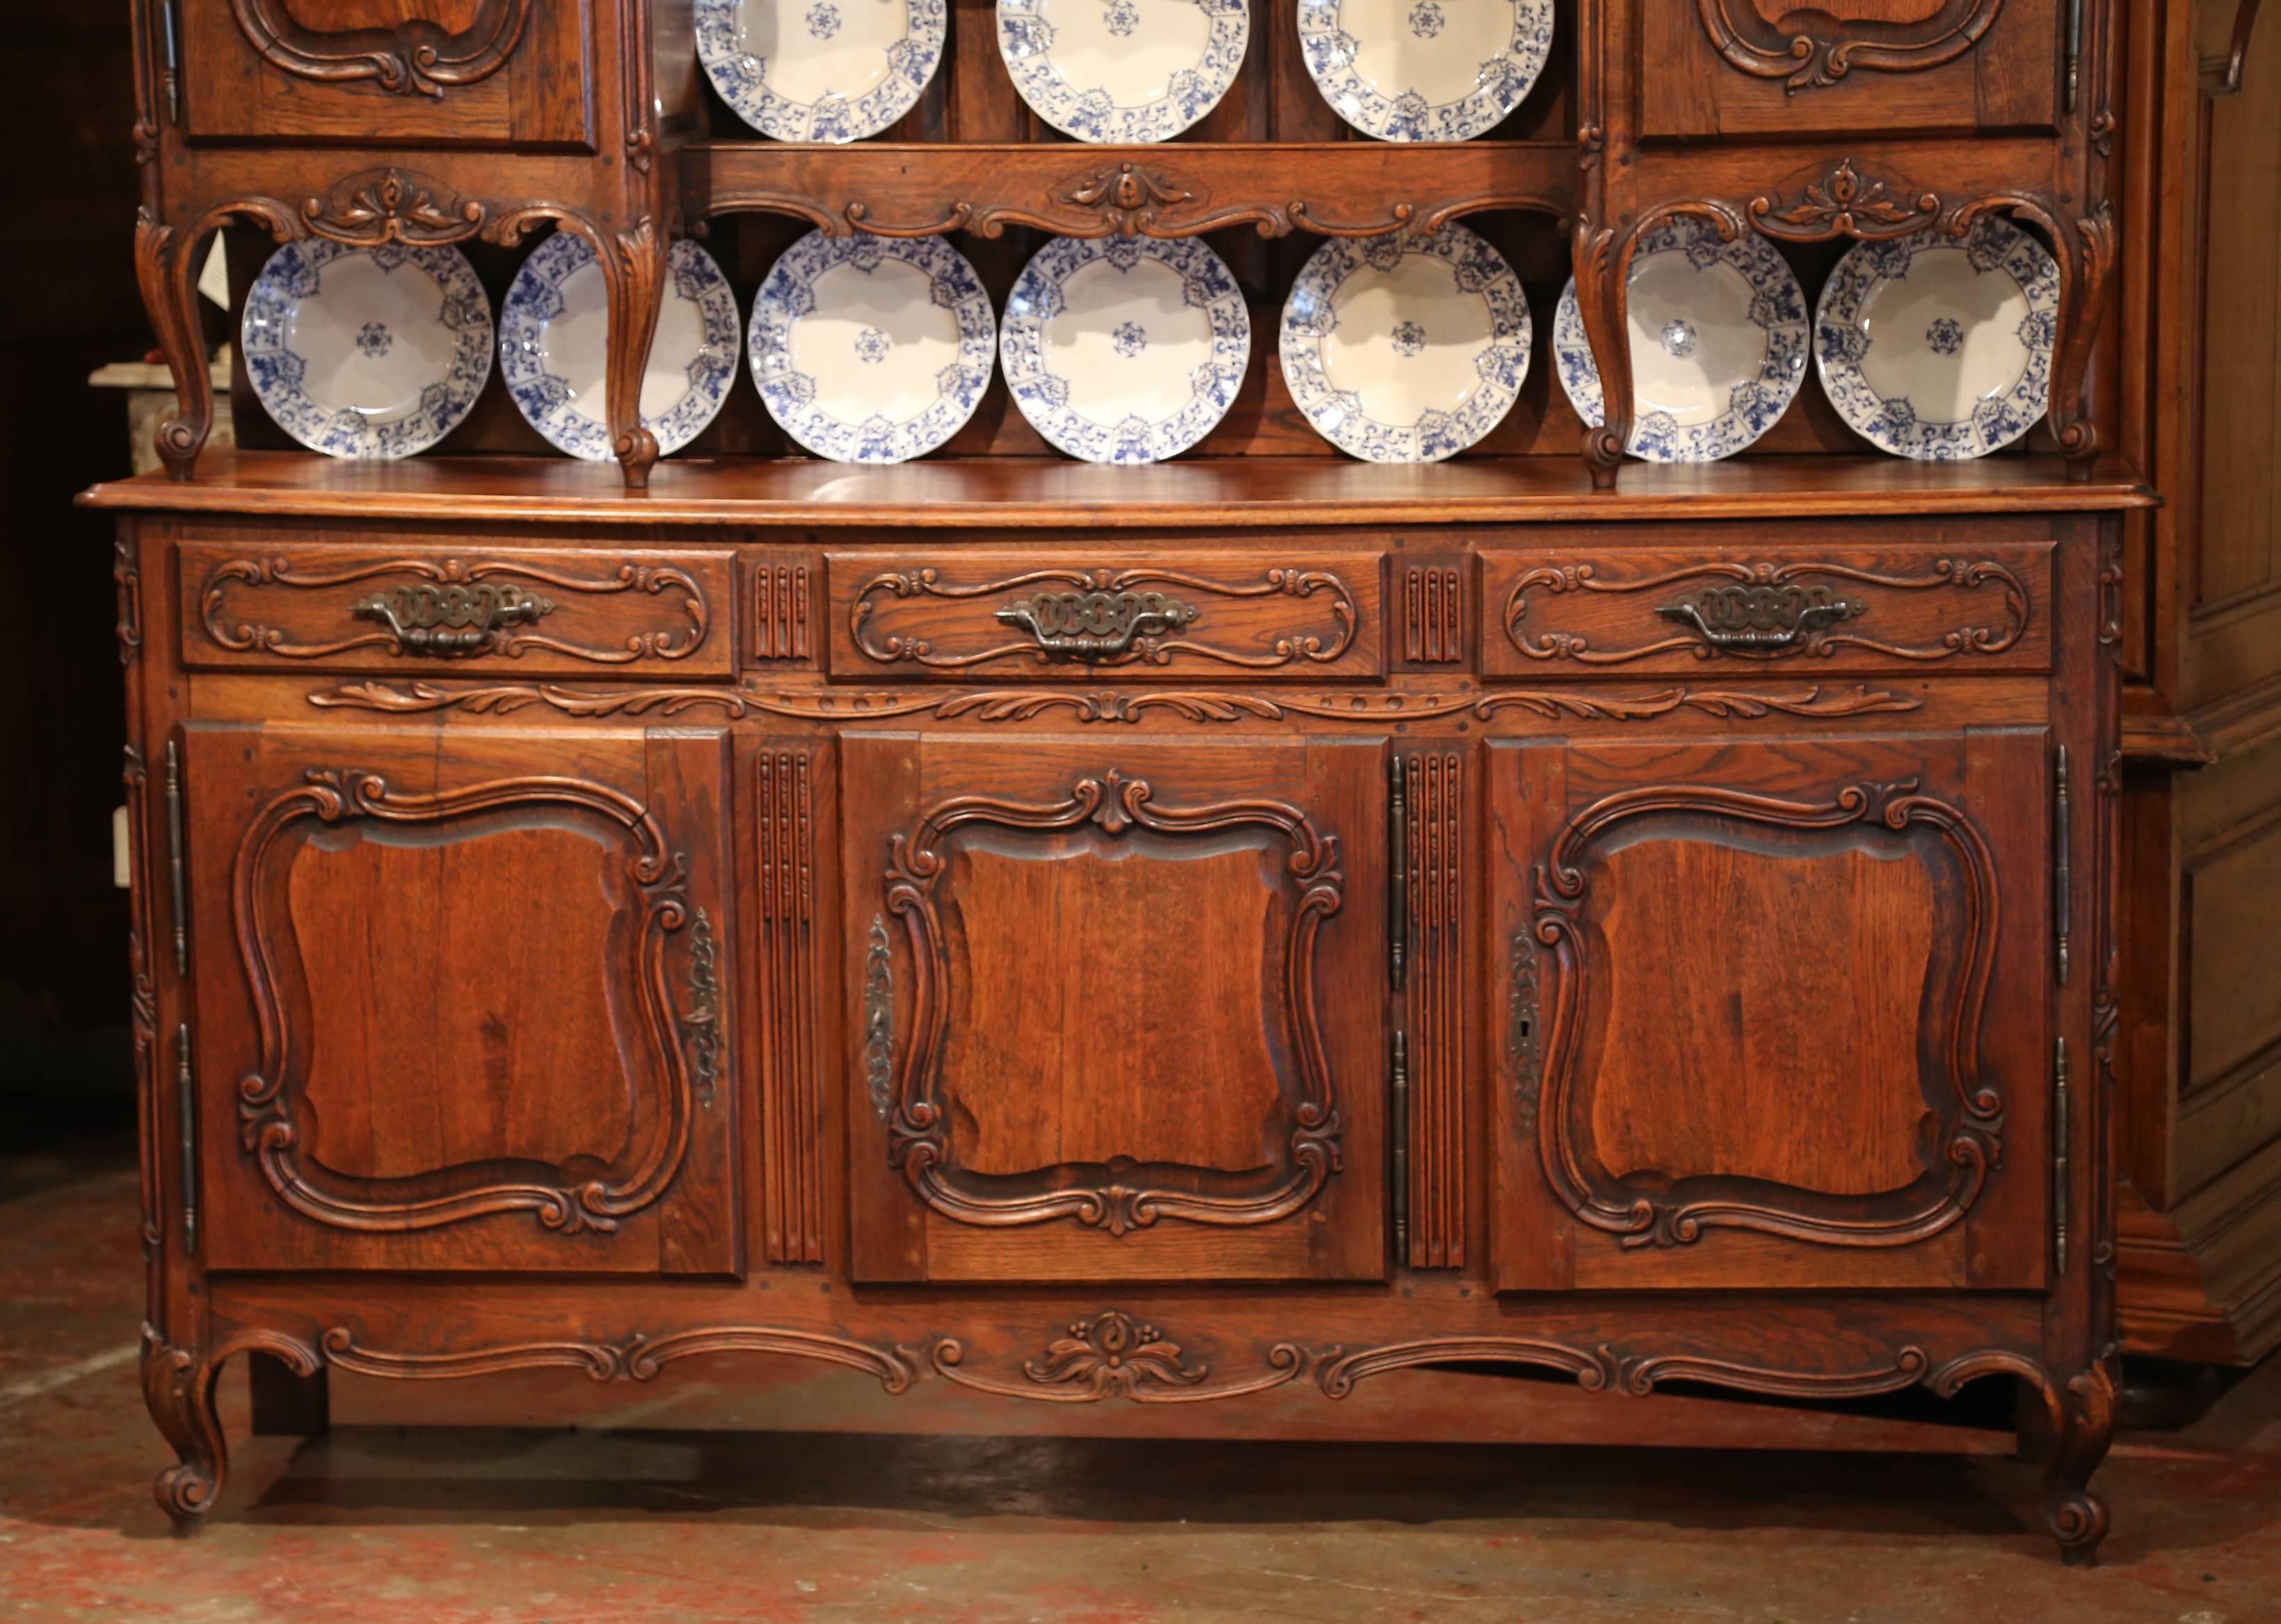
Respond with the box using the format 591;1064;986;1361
96;0;2146;1563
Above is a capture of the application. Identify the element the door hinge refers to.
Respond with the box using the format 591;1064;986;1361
2065;0;2083;111
177;1022;198;1254
2052;1035;2070;1275
160;0;181;124
2054;745;2071;987
1388;755;1407;990
1391;1028;1409;1262
164;739;188;978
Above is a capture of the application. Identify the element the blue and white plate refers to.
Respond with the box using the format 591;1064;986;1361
1814;215;2060;461
1299;0;1555;143
696;0;946;143
1552;218;1809;462
998;0;1248;143
1281;224;1530;463
242;240;493;460
500;236;740;462
750;232;995;464
1002;234;1249;464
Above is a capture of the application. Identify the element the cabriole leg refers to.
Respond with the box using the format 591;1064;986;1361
601;220;667;491
2044;1358;2120;1566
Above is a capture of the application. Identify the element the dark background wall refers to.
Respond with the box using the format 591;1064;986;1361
0;16;147;1152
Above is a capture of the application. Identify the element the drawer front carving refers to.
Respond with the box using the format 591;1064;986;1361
1489;731;2053;1294
186;723;739;1275
1482;540;2051;677
825;549;1385;682
181;539;732;677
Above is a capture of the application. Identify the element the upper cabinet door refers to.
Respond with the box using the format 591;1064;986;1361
175;0;595;147
841;734;1388;1284
1633;0;2065;139
1489;730;2053;1293
184;722;737;1275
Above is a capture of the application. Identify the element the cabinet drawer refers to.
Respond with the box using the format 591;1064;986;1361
824;549;1386;682
1482;536;2052;678
181;538;733;678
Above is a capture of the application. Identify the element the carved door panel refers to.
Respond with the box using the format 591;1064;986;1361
841;734;1387;1283
1489;730;2053;1292
175;0;595;147
1634;0;2066;138
184;723;737;1274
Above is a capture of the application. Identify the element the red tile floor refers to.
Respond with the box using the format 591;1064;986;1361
3;1155;2278;1623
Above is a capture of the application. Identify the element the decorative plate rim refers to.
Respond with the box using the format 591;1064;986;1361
241;238;493;462
1297;0;1556;144
1812;215;2060;463
996;0;1249;144
499;236;742;463
1279;222;1532;465
694;0;948;144
749;230;998;465
1551;219;1810;463
1001;233;1252;465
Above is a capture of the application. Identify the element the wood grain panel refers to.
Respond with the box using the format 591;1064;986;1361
288;820;630;1179
2184;806;2281;1093
1586;836;1934;1193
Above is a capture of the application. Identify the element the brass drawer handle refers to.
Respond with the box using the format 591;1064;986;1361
995;588;1200;661
1655;582;1866;653
351;582;557;657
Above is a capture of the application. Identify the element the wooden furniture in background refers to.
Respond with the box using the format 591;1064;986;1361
2108;0;2281;1367
97;0;2163;1564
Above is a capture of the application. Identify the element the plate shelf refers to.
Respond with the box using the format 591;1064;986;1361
684;140;1576;241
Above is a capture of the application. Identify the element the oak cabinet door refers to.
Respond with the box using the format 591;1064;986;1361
185;723;737;1274
1635;0;2064;139
841;734;1388;1283
175;0;595;147
1489;730;2052;1292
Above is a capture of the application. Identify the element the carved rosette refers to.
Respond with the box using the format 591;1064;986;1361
930;1311;1311;1402
1529;778;2005;1250
232;768;707;1237
882;768;1344;1237
1748;159;1942;241
302;168;487;247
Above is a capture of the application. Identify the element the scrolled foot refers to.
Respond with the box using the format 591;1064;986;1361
2042;1356;2120;1565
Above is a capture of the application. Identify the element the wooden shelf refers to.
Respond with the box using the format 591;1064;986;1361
681;140;1579;238
83;449;2156;529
